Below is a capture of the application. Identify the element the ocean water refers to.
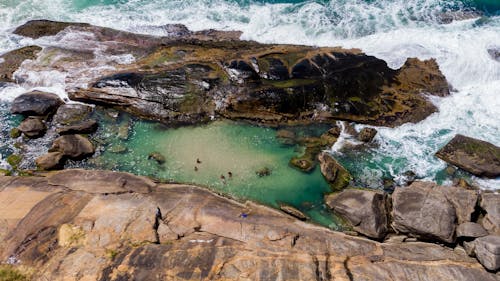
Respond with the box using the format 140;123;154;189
0;0;499;191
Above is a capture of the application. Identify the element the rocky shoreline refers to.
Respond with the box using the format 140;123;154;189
0;20;499;280
0;169;498;280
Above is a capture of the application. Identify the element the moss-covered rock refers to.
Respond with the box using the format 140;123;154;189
6;154;22;169
318;152;352;192
9;128;21;139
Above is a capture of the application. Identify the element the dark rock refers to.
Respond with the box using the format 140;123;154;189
0;46;42;82
480;193;500;235
53;104;94;126
391;182;456;243
325;189;388;239
11;91;64;117
49;135;95;160
256;167;271;177
358;127;378;142
474;235;500;271
35;152;65;170
318;152;352;192
436;10;482;24
457;222;488;238
13;20;90;39
148;152;166;164
17;117;46;138
436;134;500;178
57;120;98;135
488;48;500;62
279;204;308;221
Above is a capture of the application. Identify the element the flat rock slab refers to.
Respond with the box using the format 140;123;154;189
0;170;497;280
436;134;500;178
47;169;156;194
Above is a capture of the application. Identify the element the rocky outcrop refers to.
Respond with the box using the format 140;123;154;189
318;152;352;191
436;134;500;178
11;20;450;128
325;189;388;239
0;170;497;280
11;91;64;117
0;45;42;82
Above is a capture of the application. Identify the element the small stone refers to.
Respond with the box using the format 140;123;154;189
474;235;500;271
148;152;166;164
256;167;271;177
18;117;46;138
9;128;21;138
6;154;22;169
358;127;377;142
457;222;488;238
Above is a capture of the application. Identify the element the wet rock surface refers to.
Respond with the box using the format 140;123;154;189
318;152;353;191
0;170;497;281
436;134;500;178
0;45;42;82
11;91;64;117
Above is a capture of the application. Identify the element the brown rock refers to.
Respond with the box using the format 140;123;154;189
13;19;90;39
49;134;95;160
436;134;500;178
318;152;352;191
358;127;378;142
17;117;46;138
480;193;500;234
35;152;65;170
56;120;98;135
391;182;456;243
279;204;308;221
325;189;388;239
474;235;500;271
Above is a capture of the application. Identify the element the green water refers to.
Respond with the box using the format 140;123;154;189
86;111;340;228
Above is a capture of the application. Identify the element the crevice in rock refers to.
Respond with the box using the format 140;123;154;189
312;255;322;281
344;257;354;281
153;207;162;244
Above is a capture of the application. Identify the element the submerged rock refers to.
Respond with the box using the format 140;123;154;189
279;203;309;221
17;117;47;138
318;152;352;192
256;167;272;177
148;152;166;164
11;91;64;117
436;134;500;178
49;135;95;160
53;104;94;126
325;189;388;239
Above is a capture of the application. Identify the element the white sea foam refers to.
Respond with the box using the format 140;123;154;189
0;0;498;188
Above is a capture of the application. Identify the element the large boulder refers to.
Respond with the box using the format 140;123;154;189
391;182;457;243
318;152;352;191
11;91;64;117
49;135;95;160
436;134;500;178
52;104;94;126
474;235;500;271
480;193;500;235
17;117;46;138
325;189;388;239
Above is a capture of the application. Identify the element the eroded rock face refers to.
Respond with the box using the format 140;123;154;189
391;182;457;243
11;91;64;117
11;20;450;127
318;152;352;191
325;189;388;239
436;134;500;178
0;170;497;280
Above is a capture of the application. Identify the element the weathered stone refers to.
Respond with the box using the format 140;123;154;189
53;104;94;125
435;184;478;224
480;193;500;234
318;152;352;191
457;222;488;238
474;235;500;271
325;189;388;239
49;134;95;160
358;127;378;142
391;182;456;243
56;120;98;135
0;170;498;280
11;91;64;116
436;134;500;178
279;204;308;221
35;152;65;170
0;46;42;82
17;117;46;138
